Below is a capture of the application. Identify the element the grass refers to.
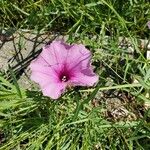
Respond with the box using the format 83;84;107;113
0;0;150;149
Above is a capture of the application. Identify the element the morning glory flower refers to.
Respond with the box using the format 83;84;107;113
30;40;99;99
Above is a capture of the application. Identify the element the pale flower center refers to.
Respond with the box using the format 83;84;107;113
61;75;67;82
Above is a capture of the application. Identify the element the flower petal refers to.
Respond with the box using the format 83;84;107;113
31;54;50;66
42;83;67;99
30;56;59;81
70;69;99;86
41;40;68;66
61;41;74;49
67;44;91;71
30;72;58;87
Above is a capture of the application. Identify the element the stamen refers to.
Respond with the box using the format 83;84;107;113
61;75;67;82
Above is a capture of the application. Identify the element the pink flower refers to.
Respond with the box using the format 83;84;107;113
30;40;99;99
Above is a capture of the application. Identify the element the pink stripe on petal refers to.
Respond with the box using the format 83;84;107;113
30;54;51;66
41;40;68;66
67;44;91;70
